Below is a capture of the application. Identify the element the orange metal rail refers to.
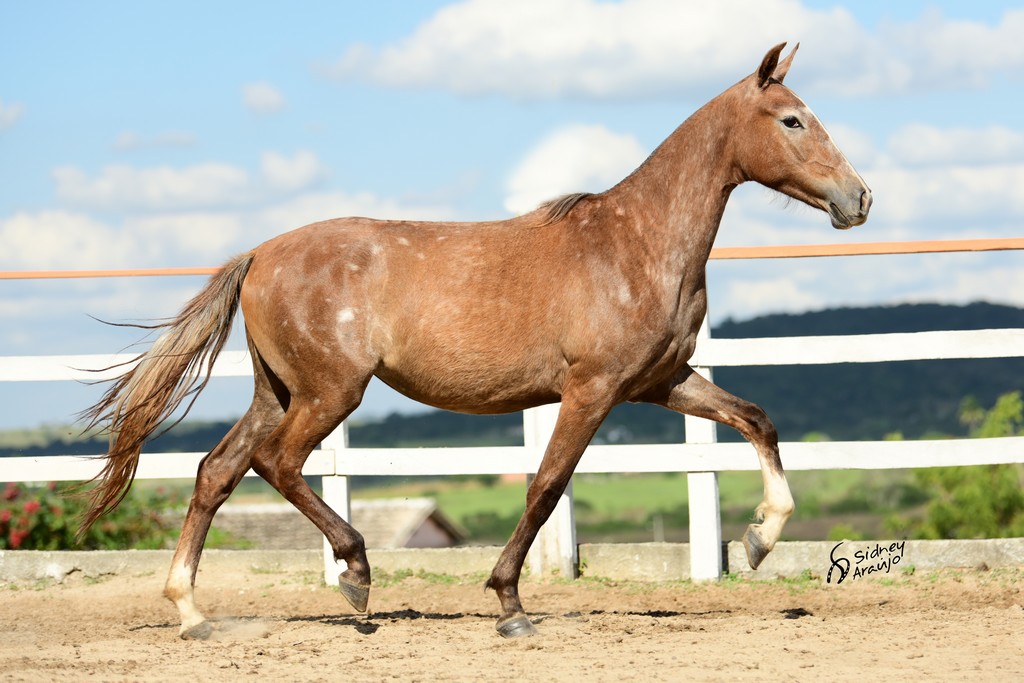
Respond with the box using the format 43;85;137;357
1;237;1022;280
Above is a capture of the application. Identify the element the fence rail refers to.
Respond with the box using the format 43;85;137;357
2;238;1023;584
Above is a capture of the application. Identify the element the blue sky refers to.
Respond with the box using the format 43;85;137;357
2;1;1023;430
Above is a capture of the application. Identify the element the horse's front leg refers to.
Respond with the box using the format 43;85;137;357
485;384;614;638
642;367;794;569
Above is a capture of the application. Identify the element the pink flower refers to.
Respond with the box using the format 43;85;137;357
23;500;41;515
2;483;19;501
9;529;26;549
0;510;10;524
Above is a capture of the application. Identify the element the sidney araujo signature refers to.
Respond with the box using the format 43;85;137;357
827;540;907;584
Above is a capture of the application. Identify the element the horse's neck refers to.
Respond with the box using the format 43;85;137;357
611;97;739;267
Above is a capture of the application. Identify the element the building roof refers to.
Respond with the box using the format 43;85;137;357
213;497;464;549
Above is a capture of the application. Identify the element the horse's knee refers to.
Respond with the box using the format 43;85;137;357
525;481;565;515
740;403;777;443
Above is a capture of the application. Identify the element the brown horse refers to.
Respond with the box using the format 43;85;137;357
81;43;870;639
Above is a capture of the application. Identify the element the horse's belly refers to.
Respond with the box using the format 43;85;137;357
374;351;563;415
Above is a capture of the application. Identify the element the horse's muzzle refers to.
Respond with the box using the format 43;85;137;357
829;189;872;230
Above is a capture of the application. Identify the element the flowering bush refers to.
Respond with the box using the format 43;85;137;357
0;482;183;550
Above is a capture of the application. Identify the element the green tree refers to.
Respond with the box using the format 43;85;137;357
899;392;1024;539
970;391;1023;438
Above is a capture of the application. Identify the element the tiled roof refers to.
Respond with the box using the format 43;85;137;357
210;498;464;550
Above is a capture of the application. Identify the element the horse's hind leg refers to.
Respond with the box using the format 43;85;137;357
249;384;372;613
643;368;794;570
164;347;285;638
164;399;282;638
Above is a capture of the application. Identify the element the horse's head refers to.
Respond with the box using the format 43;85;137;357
733;43;871;230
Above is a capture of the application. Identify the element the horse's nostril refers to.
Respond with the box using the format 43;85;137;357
860;190;873;214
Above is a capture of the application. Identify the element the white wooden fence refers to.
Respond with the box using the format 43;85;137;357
2;239;1023;584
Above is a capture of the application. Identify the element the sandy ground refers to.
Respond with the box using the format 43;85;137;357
1;564;1022;682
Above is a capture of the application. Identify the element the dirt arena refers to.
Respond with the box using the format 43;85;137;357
1;564;1022;681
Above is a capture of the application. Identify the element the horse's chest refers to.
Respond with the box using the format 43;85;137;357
645;333;698;379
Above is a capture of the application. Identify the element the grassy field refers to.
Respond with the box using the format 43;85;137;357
345;468;927;544
125;465;930;547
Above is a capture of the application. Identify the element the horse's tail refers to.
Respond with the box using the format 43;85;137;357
77;252;255;537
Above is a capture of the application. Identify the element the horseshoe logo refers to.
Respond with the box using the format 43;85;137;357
827;542;851;584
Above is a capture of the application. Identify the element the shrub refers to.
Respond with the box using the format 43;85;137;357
0;481;183;550
888;391;1024;539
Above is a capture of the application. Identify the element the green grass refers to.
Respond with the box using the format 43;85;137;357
123;463;929;546
346;468;927;544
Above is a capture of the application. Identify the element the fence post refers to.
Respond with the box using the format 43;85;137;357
524;403;578;579
687;314;723;581
320;420;351;586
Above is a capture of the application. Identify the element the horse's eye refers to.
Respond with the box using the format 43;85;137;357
782;116;803;129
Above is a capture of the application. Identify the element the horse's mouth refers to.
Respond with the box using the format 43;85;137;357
829;202;854;230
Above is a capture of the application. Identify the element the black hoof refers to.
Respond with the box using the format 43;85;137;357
743;525;770;570
180;621;214;641
496;614;538;639
339;575;370;613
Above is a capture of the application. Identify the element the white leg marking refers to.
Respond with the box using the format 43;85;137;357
165;560;206;635
756;460;794;551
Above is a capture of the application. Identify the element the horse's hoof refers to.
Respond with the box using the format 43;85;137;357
338;574;370;613
496;614;538;639
180;621;214;641
743;524;770;570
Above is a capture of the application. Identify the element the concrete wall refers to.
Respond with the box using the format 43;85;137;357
578;538;1024;582
2;538;1022;584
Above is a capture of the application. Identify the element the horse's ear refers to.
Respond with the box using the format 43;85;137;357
756;42;787;89
773;43;799;83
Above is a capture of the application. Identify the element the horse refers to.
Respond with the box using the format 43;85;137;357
80;42;871;639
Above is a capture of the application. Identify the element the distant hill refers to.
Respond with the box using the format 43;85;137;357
709;301;1024;441
713;301;1024;337
2;302;1021;458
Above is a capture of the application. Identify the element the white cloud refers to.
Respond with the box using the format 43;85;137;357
887;124;1024;167
260;150;327;192
52;151;329;212
1;148;463;274
0;209;249;271
0;185;459;274
717;271;826;319
327;0;846;99
880;8;1024;92
53;162;252;211
243;81;286;113
0;100;24;131
504;123;647;214
939;264;1024;309
0;210;134;270
867;163;1024;228
325;0;1024;100
709;250;1024;325
127;212;243;258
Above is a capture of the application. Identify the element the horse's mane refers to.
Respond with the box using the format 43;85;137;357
537;192;594;225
